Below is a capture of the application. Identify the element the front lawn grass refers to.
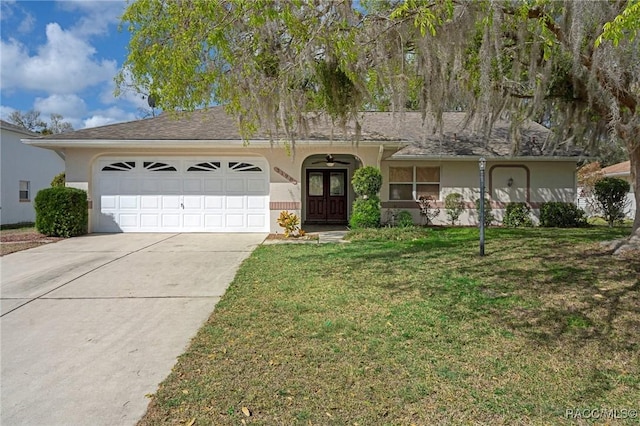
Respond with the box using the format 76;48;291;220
140;227;639;425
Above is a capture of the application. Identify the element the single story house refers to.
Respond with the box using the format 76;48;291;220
23;107;583;233
1;120;65;225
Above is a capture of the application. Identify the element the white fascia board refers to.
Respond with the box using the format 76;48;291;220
22;138;390;149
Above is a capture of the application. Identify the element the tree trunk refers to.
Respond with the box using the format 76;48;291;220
630;145;640;235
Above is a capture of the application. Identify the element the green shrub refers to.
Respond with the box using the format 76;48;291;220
50;172;65;187
34;187;88;237
349;196;380;229
540;202;587;227
444;192;464;225
351;166;382;197
593;177;631;227
396;210;414;227
474;197;495;227
503;202;533;227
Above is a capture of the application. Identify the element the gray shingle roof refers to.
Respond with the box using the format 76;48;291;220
28;106;583;158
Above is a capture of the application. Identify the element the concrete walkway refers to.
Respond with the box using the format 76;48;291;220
0;233;265;426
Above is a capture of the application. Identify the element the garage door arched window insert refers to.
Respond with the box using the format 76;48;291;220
144;161;177;171
229;162;262;172
187;161;221;172
102;161;136;171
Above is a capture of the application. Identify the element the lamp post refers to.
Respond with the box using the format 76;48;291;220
479;157;486;256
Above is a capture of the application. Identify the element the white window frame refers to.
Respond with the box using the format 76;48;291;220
388;166;440;201
19;180;30;202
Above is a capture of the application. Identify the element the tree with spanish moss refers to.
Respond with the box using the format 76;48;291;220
119;0;640;248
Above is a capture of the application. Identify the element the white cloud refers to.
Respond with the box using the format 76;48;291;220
83;107;136;129
1;23;117;94
58;1;126;38
17;12;35;34
34;94;87;119
0;105;17;121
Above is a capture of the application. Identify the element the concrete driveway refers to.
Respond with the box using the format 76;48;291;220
1;233;265;426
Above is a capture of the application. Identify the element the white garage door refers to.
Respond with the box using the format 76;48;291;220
93;157;269;232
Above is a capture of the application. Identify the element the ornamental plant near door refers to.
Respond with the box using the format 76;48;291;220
277;211;305;237
350;167;382;228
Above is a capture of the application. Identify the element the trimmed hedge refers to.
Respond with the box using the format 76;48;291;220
35;187;88;237
349;196;381;229
503;202;534;227
540;202;587;228
351;166;382;197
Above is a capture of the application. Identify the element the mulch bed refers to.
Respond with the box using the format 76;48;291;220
0;231;63;256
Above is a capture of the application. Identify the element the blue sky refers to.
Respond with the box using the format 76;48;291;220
1;0;149;129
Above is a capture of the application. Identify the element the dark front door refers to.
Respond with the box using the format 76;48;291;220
306;169;348;224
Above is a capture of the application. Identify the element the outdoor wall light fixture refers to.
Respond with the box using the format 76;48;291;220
507;177;514;187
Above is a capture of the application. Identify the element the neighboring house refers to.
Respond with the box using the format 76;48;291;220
23;107;583;233
1;120;65;225
601;161;635;219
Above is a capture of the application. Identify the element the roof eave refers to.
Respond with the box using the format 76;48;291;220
21;138;392;149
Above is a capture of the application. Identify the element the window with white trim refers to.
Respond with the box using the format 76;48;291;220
389;166;440;200
19;180;30;202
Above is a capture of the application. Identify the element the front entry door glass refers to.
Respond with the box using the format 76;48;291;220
306;169;348;223
330;172;345;196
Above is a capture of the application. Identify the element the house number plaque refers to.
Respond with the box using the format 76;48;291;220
274;167;298;185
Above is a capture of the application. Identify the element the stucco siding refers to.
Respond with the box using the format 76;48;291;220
380;159;578;226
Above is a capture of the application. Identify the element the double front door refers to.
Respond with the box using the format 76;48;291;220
306;169;348;224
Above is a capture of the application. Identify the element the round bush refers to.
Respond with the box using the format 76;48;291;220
351;166;382;197
349;196;380;229
503;202;533;227
593;177;631;227
35;187;88;237
540;202;587;227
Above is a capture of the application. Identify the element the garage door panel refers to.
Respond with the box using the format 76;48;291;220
226;178;244;193
247;178;267;194
119;196;138;209
183;196;202;209
161;214;180;227
120;179;139;194
247;214;266;228
101;196;117;210
183;214;202;227
140;214;159;228
247;196;266;209
119;214;138;227
100;180;118;194
183;179;202;192
204;179;223;193
141;179;160;193
205;214;223;228
162;196;181;209
225;214;244;227
161;179;182;193
204;196;224;209
140;196;159;209
94;157;269;232
225;196;244;209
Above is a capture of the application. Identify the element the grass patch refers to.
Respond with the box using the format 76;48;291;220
140;226;640;425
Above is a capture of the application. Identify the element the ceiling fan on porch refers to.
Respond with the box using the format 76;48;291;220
312;154;350;167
